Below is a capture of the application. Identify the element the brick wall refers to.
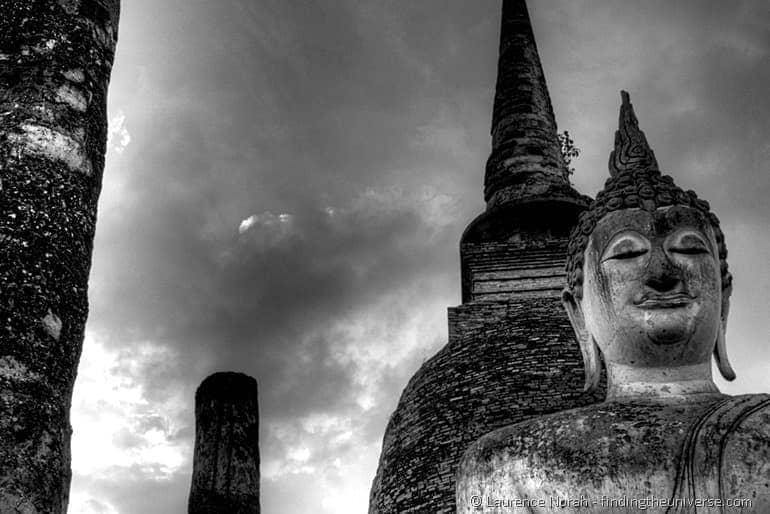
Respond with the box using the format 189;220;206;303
368;295;604;513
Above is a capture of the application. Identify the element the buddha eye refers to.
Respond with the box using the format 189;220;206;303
668;232;712;256
607;249;648;260
670;246;709;255
602;233;649;262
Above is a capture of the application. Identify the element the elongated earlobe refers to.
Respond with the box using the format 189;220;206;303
714;328;735;381
580;335;602;392
714;281;735;381
562;289;602;392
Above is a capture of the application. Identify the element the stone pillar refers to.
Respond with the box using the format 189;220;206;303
0;1;119;512
189;372;260;514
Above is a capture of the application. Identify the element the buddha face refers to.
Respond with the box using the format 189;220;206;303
572;205;725;369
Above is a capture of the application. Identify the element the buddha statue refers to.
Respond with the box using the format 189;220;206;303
456;92;770;513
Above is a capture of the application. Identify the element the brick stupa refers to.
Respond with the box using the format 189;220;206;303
368;1;603;512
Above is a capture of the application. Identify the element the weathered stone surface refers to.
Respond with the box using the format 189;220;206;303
458;395;770;513
189;372;260;514
457;93;770;513
0;1;119;512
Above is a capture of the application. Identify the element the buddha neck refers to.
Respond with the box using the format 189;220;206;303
606;362;721;401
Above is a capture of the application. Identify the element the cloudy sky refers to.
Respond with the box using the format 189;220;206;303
67;1;770;512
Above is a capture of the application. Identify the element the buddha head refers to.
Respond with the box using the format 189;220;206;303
562;91;735;393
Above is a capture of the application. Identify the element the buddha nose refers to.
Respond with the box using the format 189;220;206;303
645;246;683;292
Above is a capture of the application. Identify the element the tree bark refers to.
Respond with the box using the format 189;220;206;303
0;1;119;511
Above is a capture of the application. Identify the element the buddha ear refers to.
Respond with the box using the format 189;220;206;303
714;280;736;381
562;289;601;392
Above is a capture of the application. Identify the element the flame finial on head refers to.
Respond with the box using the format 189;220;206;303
565;90;731;299
608;91;659;177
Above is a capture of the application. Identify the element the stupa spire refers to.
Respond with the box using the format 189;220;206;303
485;0;581;209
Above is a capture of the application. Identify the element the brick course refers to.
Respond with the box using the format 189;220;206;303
368;250;604;513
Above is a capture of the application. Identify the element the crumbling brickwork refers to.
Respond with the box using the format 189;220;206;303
369;1;603;511
484;0;578;210
369;253;604;513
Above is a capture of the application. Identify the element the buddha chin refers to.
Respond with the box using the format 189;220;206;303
635;293;721;367
639;300;700;346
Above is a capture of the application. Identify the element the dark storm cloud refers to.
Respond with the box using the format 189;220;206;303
89;0;493;427
83;0;482;495
71;1;770;512
537;0;770;210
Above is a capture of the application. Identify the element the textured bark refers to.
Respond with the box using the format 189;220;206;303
189;372;260;514
0;1;119;512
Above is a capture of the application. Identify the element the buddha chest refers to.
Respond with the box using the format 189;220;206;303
457;394;770;513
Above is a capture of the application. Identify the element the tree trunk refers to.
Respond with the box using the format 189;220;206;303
0;1;119;511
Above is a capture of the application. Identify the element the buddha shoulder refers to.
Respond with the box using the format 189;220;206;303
459;401;686;484
458;394;770;504
716;395;770;499
461;395;770;482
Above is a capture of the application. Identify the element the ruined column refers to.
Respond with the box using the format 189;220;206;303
0;1;119;512
189;372;261;514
